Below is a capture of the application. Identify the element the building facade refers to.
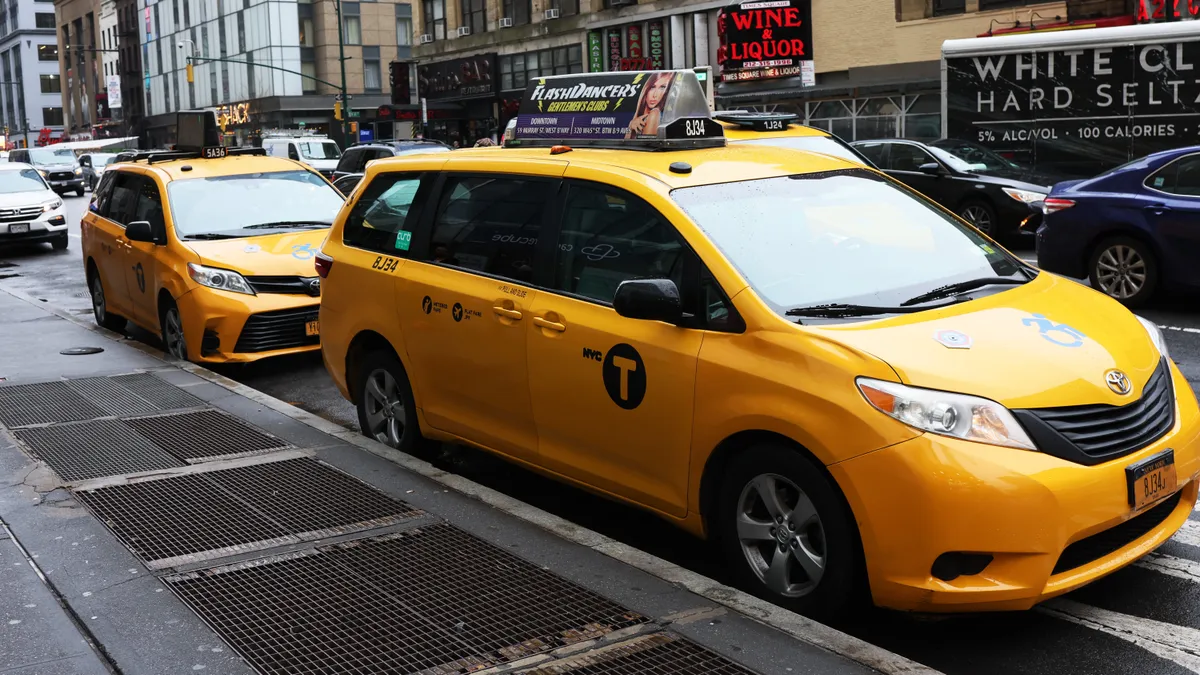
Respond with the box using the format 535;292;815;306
0;0;63;147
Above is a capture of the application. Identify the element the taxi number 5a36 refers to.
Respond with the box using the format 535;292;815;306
203;146;228;159
1126;449;1176;510
372;256;399;273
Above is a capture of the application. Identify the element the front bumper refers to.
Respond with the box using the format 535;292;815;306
830;362;1200;612
0;214;69;245
175;286;321;364
48;177;85;193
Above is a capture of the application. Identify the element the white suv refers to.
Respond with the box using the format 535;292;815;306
0;163;69;250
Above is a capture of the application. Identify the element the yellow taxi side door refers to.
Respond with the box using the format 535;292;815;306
525;179;705;519
120;172;168;328
84;170;141;318
394;169;562;462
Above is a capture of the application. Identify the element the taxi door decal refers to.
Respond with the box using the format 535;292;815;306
588;343;646;410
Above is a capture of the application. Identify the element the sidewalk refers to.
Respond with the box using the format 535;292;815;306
0;286;933;675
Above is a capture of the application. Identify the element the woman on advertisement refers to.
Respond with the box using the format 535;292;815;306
625;72;676;139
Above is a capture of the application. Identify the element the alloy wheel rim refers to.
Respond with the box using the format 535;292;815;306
164;309;187;359
962;205;992;233
1095;245;1146;300
363;368;406;447
91;277;106;323
736;473;827;598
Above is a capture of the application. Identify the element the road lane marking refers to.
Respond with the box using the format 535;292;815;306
1137;552;1200;583
1177;519;1200;548
1161;326;1200;335
1039;599;1200;673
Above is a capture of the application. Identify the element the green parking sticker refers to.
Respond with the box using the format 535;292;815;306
395;230;412;251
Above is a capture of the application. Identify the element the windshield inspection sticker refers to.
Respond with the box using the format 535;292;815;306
980;244;996;254
395;231;412;251
934;330;972;349
1023;313;1086;348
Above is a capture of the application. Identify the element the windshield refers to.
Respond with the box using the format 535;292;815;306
737;136;875;168
671;170;1025;317
27;148;74;165
299;141;341;160
166;170;344;237
931;140;1022;173
0;169;49;193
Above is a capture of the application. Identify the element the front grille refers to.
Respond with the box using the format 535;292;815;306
1052;490;1183;575
234;306;319;353
0;206;43;222
245;275;321;296
1017;358;1174;464
49;171;74;181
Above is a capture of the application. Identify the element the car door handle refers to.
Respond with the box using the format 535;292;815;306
532;316;566;332
493;306;523;320
1145;204;1172;215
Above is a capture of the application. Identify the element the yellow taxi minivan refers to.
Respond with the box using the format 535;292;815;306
82;111;346;363
318;72;1199;619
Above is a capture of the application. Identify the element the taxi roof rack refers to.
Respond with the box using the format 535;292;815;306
120;147;267;165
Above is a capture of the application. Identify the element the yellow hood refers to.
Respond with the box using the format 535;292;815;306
809;274;1163;409
184;230;329;276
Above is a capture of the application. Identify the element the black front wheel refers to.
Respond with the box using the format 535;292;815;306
89;270;126;332
74;187;86;197
958;200;998;237
52;233;68;251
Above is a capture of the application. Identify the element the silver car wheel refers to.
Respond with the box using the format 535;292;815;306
736;473;827;598
363;368;406;447
1095;244;1147;300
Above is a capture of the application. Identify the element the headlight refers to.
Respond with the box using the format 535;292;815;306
74;167;83;175
857;377;1036;450
36;169;46;177
42;198;63;212
1002;187;1048;205
1137;316;1170;360
186;263;256;295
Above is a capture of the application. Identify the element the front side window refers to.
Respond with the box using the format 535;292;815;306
555;183;686;304
738;136;874;168
1146;156;1200;197
166;170;344;238
428;175;548;284
884;143;937;172
931;139;1021;173
299;141;341;160
132;177;166;231
0;168;49;193
672;170;1026;317
106;173;143;225
344;173;423;254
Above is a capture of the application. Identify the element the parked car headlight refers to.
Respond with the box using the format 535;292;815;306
857;377;1036;450
1002;187;1048;205
42;198;63;212
1137;316;1170;360
74;167;83;175
186;263;256;295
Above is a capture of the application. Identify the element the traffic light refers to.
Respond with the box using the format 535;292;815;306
333;100;343;121
186;63;194;83
349;121;359;134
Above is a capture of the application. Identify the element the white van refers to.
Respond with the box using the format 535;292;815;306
261;136;341;177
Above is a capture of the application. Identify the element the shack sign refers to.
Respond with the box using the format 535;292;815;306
717;0;814;84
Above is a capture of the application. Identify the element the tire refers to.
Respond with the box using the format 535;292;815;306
74;187;85;197
1088;236;1158;308
354;349;433;456
716;444;864;622
52;233;68;251
958;200;998;237
88;268;126;332
160;297;189;361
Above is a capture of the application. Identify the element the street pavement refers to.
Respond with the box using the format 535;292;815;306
2;194;1199;674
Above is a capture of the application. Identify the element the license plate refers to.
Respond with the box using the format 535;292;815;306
9;223;28;234
305;320;320;337
1126;449;1177;510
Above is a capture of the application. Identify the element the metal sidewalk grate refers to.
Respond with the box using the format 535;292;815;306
76;473;296;564
126;410;289;462
327;524;649;661
0;381;107;428
11;420;185;482
109;373;204;411
519;633;759;675
203;457;420;537
165;551;486;675
66;377;162;416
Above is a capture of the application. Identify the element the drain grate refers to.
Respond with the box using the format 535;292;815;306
126;410;288;462
327;524;649;661
520;633;759;675
166;551;485;675
11;420;185;482
109;373;204;411
76;473;295;564
203;457;420;537
66;378;162;416
0;381;107;428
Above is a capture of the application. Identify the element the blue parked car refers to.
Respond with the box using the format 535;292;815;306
1036;146;1200;307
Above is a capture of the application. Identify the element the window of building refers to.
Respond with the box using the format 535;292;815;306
499;45;582;91
237;11;246;51
363;46;381;93
429;175;550;284
42;107;63;126
301;47;316;94
557;0;579;15
298;4;313;46
35;12;55;28
422;0;444;40
794;94;939;142
396;16;412;44
38;44;57;61
502;0;530;25
978;0;1036;8
461;0;485;34
342;2;361;45
39;74;60;94
931;0;965;15
246;51;255;99
183;0;191;25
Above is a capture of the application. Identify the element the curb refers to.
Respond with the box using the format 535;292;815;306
1;284;942;675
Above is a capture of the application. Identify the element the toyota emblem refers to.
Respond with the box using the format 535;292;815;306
307;278;321;297
1105;369;1132;396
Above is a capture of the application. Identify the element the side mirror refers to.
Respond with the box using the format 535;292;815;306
918;162;945;176
613;279;682;324
125;220;166;246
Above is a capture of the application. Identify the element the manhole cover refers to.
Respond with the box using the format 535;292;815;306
60;347;104;356
12;419;185;482
0;381;107;428
521;633;759;675
125;409;289;462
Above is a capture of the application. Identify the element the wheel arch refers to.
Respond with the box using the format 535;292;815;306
345;329;401;406
156;288;176;321
1084;226;1161;279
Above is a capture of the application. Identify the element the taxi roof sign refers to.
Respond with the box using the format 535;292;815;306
177;110;222;152
509;70;724;150
714;111;800;132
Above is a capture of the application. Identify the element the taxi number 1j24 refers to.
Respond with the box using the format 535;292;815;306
372;256;399;273
1126;449;1177;511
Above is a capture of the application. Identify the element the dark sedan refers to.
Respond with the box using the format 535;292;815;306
1036;145;1200;307
851;138;1053;240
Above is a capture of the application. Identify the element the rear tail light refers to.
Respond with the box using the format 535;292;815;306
1041;198;1075;214
314;251;334;278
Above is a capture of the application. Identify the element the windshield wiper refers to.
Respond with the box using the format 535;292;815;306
786;301;960;319
183;233;241;240
900;277;1028;307
243;220;331;230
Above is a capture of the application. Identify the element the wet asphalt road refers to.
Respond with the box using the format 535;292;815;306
3;195;1200;675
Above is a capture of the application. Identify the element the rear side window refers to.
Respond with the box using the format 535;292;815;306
92;171;117;214
343;172;425;255
1147;155;1200;197
428;175;549;285
854;142;886;166
336;148;363;174
105;173;142;225
885;144;936;172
